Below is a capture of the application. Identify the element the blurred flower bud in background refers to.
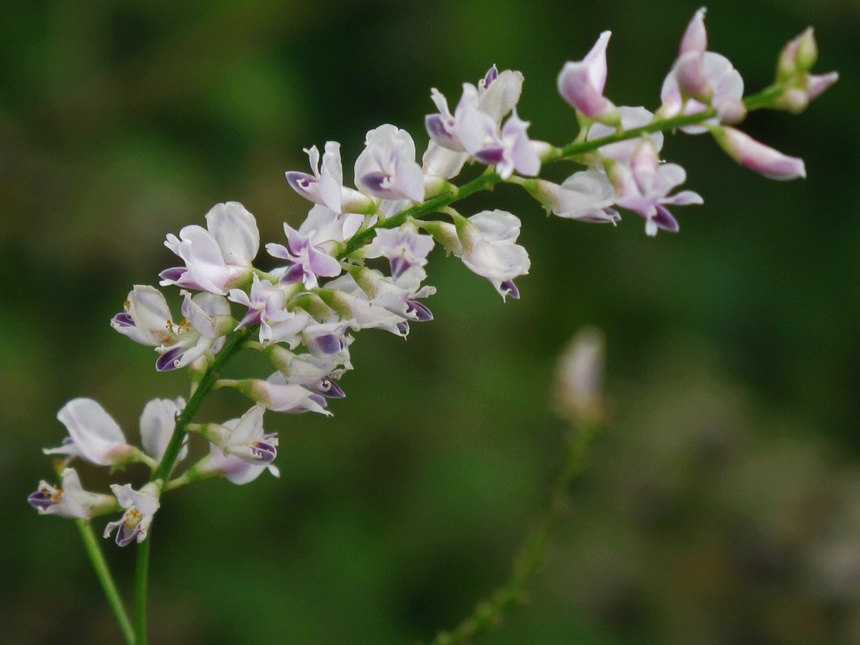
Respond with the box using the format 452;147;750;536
553;326;606;425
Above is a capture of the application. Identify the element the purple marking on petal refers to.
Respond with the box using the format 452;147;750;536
406;299;434;321
473;147;506;166
318;378;345;399
281;263;305;285
483;65;499;87
315;334;343;355
158;267;186;283
285;171;316;199
156;346;185;372
236;308;263;329
112;313;135;328
359;171;391;194
425;115;458;147
426;115;449;139
390;256;410;279
250;440;277;464
500;280;520;299
652;205;680;232
396;321;410;335
115;522;141;547
309;394;327;409
28;490;55;511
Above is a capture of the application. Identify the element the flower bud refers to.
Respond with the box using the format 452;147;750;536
553;327;606;425
806;71;839;101
679;7;707;56
777;28;818;80
712;126;806;181
557;31;620;125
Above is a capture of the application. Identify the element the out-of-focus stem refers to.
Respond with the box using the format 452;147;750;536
77;519;135;645
430;420;601;645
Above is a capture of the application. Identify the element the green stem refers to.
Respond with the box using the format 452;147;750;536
76;520;135;645
152;326;256;483
132;325;257;644
135;538;150;645
430;420;601;645
743;83;787;111
341;170;501;257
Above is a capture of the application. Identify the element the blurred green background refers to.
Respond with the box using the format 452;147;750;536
2;1;858;643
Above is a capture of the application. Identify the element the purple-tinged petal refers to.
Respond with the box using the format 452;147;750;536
406;299;434;321
249;438;278;464
318;378;345;399
713;127;806;180
286;171;317;199
473;147;506;166
807;71;839;101
557;32;616;119
679;7;707;56
156;345;186;372
499;280;520;300
28;489;55;511
651;205;680;233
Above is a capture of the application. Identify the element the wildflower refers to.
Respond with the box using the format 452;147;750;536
712;126;806;180
267;205;363;290
28;468;115;520
286;142;374;214
610;139;704;235
354;125;425;202
196;405;278;466
557;31;619;125
44;398;139;467
228;275;311;345
103;483;160;547
659;8;746;131
160;202;260;295
112;285;233;371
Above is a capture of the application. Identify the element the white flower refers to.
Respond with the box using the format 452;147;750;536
140;397;187;464
228;276;311;345
28;468;115;520
160;202;260;295
354;125;425;202
659;9;745;133
266;205;362;290
192;443;280;485
44;398;137;466
112;285;233;371
610;140;703;236
103;483;160;547
557;31;619;124
285;142;375;214
199;405;278;466
431;210;531;300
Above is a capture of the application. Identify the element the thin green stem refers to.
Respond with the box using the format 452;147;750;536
76;520;135;645
430;420;601;645
344;83;778;262
152;326;256;483
135;538;150;645
743;83;787;111
341;170;500;257
131;325;257;644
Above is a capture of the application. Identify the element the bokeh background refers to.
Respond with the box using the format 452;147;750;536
2;1;858;643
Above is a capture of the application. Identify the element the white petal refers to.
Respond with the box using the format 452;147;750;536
206;202;260;266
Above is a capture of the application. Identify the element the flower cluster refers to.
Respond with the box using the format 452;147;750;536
30;9;837;548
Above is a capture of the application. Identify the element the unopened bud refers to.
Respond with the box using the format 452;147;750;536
712;126;806;181
777;28;818;81
553;327;605;424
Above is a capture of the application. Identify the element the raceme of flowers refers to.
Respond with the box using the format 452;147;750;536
31;9;837;547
